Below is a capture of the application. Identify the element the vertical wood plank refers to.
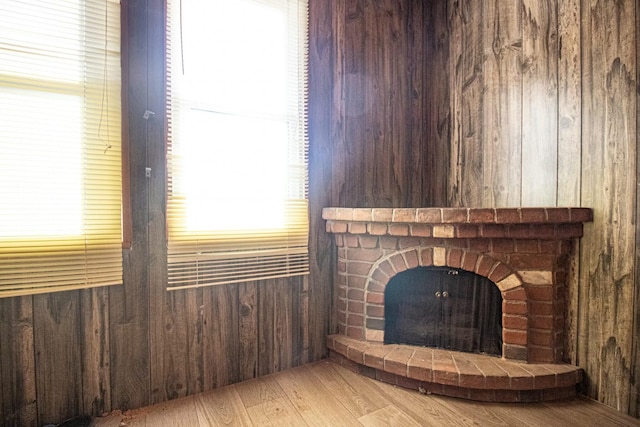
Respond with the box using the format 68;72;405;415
203;285;239;388
633;0;640;416
482;0;522;207
146;0;169;405
238;282;258;380
109;0;151;410
257;281;276;376
557;0;582;366
80;288;111;416
521;0;558;206
0;297;37;427
579;0;636;413
274;278;294;372
308;0;336;361
33;292;82;424
330;0;347;208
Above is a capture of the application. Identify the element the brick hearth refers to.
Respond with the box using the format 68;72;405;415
323;207;593;402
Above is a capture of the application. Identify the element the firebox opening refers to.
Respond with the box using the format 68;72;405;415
384;266;503;356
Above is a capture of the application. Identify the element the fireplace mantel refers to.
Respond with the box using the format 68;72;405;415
323;207;593;402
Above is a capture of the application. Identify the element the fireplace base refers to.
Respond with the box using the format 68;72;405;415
328;335;581;403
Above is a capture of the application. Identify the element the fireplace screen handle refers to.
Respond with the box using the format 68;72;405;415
435;291;441;298
435;291;449;298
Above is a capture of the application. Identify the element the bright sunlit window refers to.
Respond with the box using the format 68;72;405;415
166;0;309;289
0;0;122;297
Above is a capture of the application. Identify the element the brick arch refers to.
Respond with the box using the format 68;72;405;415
363;246;529;361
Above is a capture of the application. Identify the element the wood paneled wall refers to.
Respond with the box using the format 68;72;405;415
317;0;640;418
446;0;639;417
2;0;639;423
0;1;334;425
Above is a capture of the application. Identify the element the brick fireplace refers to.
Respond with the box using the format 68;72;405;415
323;207;593;402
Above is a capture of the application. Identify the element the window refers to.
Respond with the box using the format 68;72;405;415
166;0;309;289
0;0;122;297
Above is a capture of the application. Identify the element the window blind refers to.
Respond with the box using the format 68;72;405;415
0;0;122;297
166;0;309;290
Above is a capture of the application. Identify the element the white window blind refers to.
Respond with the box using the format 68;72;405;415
0;0;122;297
166;0;309;289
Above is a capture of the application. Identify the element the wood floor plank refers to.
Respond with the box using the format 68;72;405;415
307;360;387;418
194;386;252;426
358;404;422;427
245;396;309;426
233;375;287;409
274;365;361;426
90;361;640;427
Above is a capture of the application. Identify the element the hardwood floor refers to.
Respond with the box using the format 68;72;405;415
91;360;640;426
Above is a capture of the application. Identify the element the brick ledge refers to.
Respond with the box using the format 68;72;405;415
328;334;582;402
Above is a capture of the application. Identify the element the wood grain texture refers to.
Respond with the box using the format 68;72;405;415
92;362;640;426
521;0;558;206
579;0;637;414
0;297;36;427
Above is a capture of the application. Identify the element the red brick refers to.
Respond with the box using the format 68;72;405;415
456;224;479;238
344;235;359;247
468;208;496;223
520;208;546;223
469;239;491;252
442;208;469;223
398;237;420;248
503;315;528;330
347;313;364;326
388;224;409;236
347;261;372;275
331;222;348;233
416;208;442;222
529;330;553;346
367;304;384;318
368;223;388;235
529;315;553;329
545;207;570;222
372;209;393;222
390;253;407;272
366;292;384;304
538;240;558;253
347;288;364;301
496;208;521;223
346;326;365;340
476;256;496;277
526;285;554;301
503;329;528;346
348;300;364;315
461;252;479;272
359;235;379;248
488;263;512;283
447;248;463;268
338;260;346;273
491;239;515;253
380;237;398;249
529;301;553;315
420;248;433;266
392;208;416;222
404;250;419;269
371;269;389;285
515;240;539;253
410;224;432;237
503;301;528;315
503;287;527;301
569;208;593;222
349;248;383;262
348;275;367;289
528;346;554;363
534;224;556;238
509;225;533;239
349;222;367;234
555;223;583;238
508;254;555;270
379;260;396;278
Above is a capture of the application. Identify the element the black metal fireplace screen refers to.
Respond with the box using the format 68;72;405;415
384;266;502;356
